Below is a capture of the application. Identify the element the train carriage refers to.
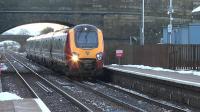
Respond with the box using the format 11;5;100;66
26;24;104;77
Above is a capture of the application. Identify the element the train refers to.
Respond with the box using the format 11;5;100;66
26;24;104;77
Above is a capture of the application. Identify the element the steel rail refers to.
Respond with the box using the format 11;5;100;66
98;81;188;112
65;78;146;112
8;54;93;112
10;51;190;111
5;55;39;99
36;81;53;93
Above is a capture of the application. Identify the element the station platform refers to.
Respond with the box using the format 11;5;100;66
0;77;2;92
105;65;200;88
0;98;50;112
0;63;50;112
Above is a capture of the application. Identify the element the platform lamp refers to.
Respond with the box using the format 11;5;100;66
168;0;174;44
140;0;145;46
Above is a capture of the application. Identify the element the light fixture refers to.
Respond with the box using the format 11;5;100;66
96;52;103;60
72;53;79;62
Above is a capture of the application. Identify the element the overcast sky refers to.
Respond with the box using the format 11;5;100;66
2;23;66;36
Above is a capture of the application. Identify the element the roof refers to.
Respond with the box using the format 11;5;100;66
192;6;200;13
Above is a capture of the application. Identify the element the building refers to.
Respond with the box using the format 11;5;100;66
162;23;200;44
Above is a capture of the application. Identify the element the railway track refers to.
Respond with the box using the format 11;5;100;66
7;52;192;112
93;81;189;112
70;80;190;112
5;54;91;112
8;52;145;111
67;78;146;112
6;53;136;112
3;57;38;99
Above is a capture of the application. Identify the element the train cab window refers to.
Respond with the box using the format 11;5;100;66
75;31;98;48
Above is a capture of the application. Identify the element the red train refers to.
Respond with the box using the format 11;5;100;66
26;24;104;77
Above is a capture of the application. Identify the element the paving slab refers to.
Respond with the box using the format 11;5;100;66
0;99;49;112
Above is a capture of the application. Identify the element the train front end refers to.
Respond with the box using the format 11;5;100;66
67;24;104;76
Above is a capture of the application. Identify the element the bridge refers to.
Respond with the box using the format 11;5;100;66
0;0;195;44
0;0;142;39
0;35;30;52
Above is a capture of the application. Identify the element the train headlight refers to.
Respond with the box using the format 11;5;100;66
72;53;79;62
96;52;103;60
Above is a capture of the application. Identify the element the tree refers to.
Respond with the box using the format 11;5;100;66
40;27;54;35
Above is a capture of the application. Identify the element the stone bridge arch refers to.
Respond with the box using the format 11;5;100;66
0;0;143;40
0;35;30;52
0;0;194;44
0;14;93;34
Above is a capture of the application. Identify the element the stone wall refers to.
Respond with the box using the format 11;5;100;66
0;0;199;44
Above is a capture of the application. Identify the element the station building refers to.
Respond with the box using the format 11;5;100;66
162;23;200;44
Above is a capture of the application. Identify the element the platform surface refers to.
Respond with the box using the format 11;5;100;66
105;65;200;88
0;98;50;112
0;76;2;92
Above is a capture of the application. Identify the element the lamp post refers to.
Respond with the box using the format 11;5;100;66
140;0;145;46
168;0;174;44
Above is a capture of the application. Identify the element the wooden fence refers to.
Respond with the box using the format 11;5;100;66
104;44;200;70
169;45;200;70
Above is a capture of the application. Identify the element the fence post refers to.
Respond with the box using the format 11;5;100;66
193;45;196;70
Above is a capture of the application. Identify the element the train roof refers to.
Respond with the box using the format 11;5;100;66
26;24;100;42
27;28;69;41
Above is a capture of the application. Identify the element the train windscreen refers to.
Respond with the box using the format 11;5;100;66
75;31;98;48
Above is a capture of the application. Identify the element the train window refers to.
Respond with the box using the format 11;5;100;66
75;31;98;48
54;39;60;50
45;40;47;49
44;40;46;49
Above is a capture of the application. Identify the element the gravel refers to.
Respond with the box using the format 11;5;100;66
83;81;172;112
1;73;35;98
5;54;82;112
11;53;133;111
42;74;131;112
